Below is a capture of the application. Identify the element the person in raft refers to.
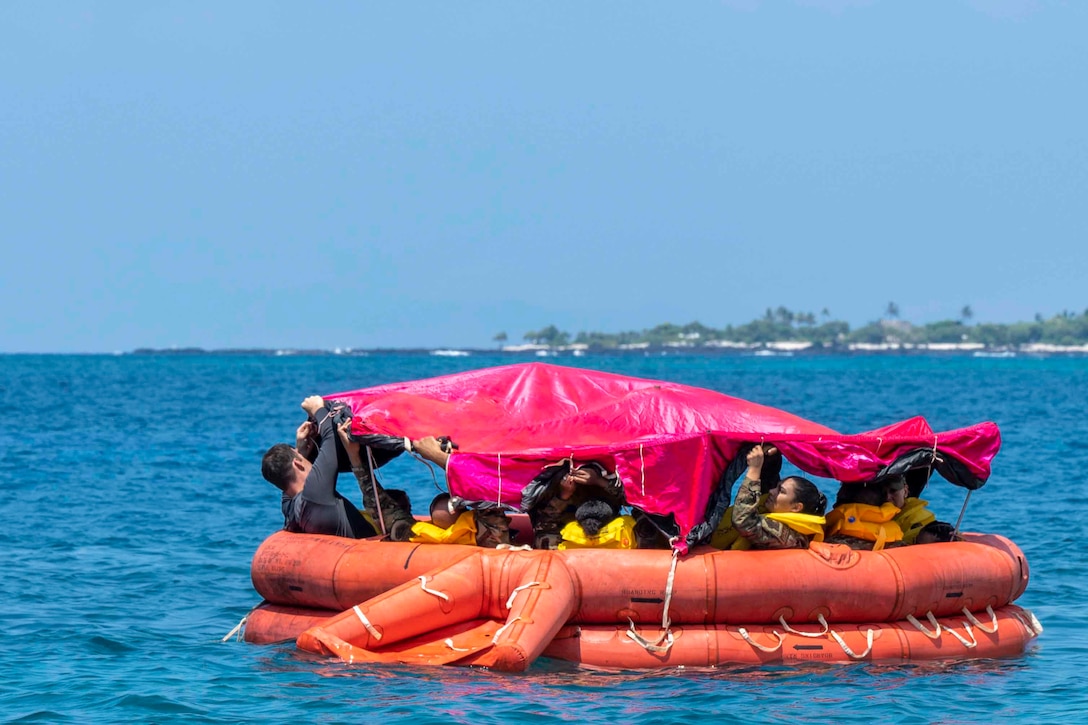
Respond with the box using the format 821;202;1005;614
403;492;511;548
557;498;638;550
261;396;379;539
884;476;961;545
731;444;828;549
824;480;905;551
521;461;626;549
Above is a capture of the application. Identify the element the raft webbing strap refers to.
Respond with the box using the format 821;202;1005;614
829;627;874;659
418;575;451;602
962;605;999;634
506;581;545;610
906;611;943;639
779;613;830;638
353;605;383;641
625;618;676;654
737;627;782;653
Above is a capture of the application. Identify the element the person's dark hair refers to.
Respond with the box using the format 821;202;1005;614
575;499;616;536
429;493;451;518
834;482;884;508
787;476;827;516
262;443;298;492
918;520;959;543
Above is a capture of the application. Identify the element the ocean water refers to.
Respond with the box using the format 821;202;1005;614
1;352;1085;723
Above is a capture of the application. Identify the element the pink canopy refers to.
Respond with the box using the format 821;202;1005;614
328;363;1000;549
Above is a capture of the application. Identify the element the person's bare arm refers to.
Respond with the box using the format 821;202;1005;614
412;436;453;469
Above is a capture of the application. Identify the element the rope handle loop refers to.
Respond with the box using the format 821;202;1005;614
625;618;675;654
444;638;471;652
353;605;383;641
418;575;451;602
962;605;999;634
905;611;943;639
778;613;830;638
738;627;783;653
829;627;874;659
491;616;524;644
506;581;545;610
943;621;978;649
221;615;248;643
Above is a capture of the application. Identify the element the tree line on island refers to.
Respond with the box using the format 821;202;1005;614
494;304;1088;350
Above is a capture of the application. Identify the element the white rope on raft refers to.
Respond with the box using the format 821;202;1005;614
829;627;874;659
221;615;247;643
778;613;830;638
491;616;523;644
625;618;676;654
1011;608;1044;636
505;581;544;610
418;575;451;602
495;543;533;552
906;611;943;640
661;549;679;630
639;444;646;497
943;621;978;649
353;605;383;641
962;605;999;634
444;639;471;652
738;627;783;653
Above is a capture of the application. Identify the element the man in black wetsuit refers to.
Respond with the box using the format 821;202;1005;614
261;395;377;538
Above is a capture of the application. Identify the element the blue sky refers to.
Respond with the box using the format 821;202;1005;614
2;1;1084;352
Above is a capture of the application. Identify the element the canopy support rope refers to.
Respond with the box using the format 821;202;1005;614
496;453;503;507
418;575;451;602
829;627;874;659
505;581;545;610
778;613;830;638
352;605;383;641
738;627;783;653
661;549;679;630
953;489;972;540
365;446;386;536
639;444;646;497
962;605;999;634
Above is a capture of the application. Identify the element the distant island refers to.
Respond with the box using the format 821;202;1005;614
495;305;1088;354
131;306;1088;356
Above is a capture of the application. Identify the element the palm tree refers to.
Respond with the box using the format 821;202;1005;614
493;332;508;348
885;302;900;319
961;305;974;323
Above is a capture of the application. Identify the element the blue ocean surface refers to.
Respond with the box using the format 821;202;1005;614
1;353;1084;723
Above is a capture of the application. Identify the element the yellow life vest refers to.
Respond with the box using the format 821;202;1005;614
711;503;825;550
766;512;827;542
894;497;936;545
558;515;637;550
826;502;904;551
409;511;477;545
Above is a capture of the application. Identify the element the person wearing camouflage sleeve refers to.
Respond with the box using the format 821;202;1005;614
732;444;827;550
525;462;624;549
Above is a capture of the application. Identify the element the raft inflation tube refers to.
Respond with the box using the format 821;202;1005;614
295;548;576;671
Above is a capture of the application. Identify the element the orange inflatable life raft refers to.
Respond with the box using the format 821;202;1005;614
243;529;1039;671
